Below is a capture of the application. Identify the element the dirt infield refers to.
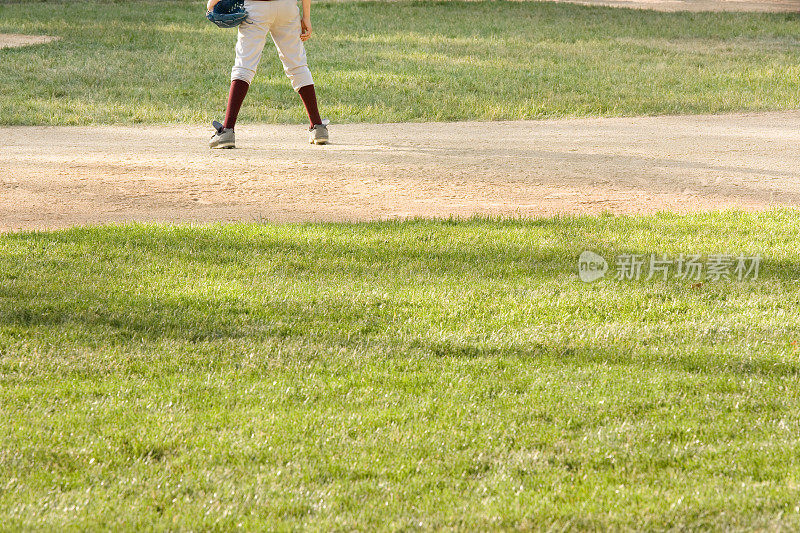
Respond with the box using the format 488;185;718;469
549;0;799;12
2;111;799;230
0;34;59;49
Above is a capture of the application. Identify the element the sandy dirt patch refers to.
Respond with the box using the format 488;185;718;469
545;0;799;11
0;34;59;49
2;112;799;230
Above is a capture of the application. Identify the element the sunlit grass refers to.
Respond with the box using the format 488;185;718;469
0;1;799;125
2;212;800;529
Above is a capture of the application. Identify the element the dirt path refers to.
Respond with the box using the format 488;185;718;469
0;34;59;49
2;111;799;230
548;0;799;12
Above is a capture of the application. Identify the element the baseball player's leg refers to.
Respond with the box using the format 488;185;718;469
211;3;275;148
224;80;249;130
211;1;279;149
268;1;322;131
231;13;270;86
268;4;313;92
225;11;271;128
297;85;322;128
212;20;264;150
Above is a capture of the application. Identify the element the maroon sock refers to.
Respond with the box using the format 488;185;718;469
224;79;250;130
298;84;322;127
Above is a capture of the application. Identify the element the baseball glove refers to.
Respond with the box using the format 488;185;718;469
206;0;250;29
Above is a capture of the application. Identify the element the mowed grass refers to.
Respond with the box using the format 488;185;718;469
2;212;800;529
1;0;800;125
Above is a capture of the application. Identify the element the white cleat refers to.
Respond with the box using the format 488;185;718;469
209;120;235;149
309;119;330;145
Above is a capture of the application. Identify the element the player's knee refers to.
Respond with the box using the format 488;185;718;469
231;67;256;85
286;66;313;92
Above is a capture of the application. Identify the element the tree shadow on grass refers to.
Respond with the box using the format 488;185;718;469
2;218;800;379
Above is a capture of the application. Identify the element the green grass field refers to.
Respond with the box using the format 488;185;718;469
1;0;800;125
3;212;800;529
3;0;800;529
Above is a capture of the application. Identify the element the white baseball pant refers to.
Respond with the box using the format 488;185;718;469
231;0;314;91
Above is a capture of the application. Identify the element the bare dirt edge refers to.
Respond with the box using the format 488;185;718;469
2;111;799;232
545;0;800;12
0;34;60;49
